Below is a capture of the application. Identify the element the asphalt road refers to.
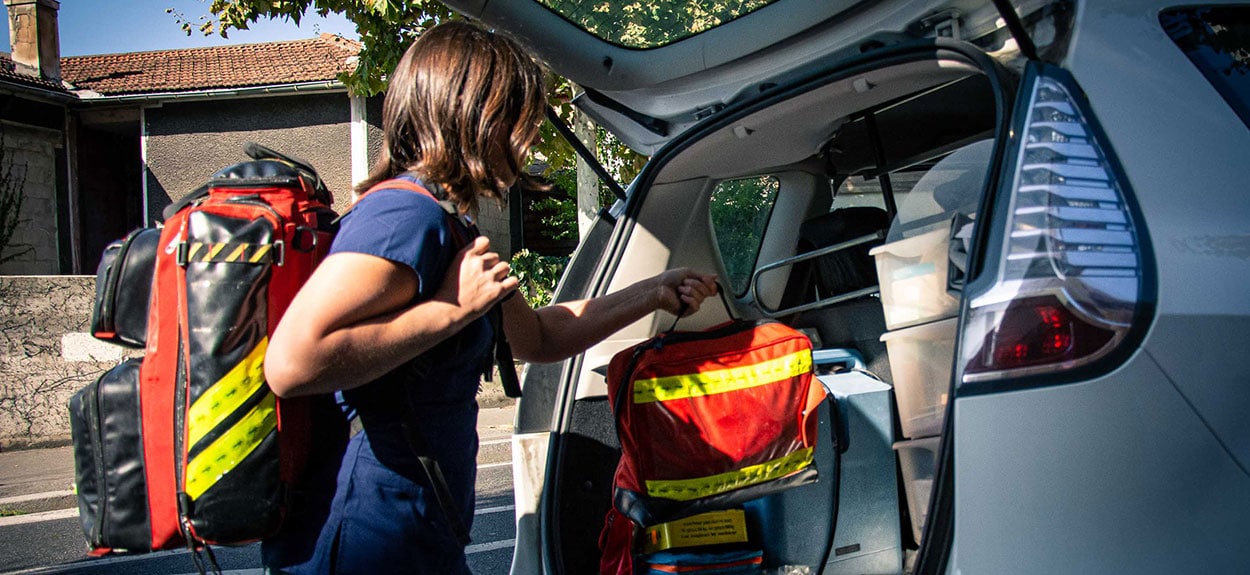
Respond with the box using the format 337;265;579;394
0;409;518;575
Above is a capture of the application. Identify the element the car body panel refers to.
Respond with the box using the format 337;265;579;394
953;354;1250;573
1060;0;1250;470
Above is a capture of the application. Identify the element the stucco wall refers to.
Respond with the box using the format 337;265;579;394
0;276;132;450
0;123;61;275
144;91;356;219
143;90;512;259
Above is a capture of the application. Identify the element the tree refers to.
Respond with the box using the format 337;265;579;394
172;0;452;96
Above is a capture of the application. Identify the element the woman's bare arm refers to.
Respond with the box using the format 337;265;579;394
502;269;718;364
265;236;517;397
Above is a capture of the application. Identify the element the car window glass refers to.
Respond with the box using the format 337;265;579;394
536;0;783;49
710;175;780;295
831;170;925;211
1161;7;1250;129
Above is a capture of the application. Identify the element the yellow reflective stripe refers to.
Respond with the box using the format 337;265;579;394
186;242;203;261
632;349;812;404
225;243;249;262
184;392;277;501
202;242;226;262
186;338;269;448
644;447;814;502
249;244;272;263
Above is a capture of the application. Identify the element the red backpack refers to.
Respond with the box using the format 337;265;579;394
69;143;342;554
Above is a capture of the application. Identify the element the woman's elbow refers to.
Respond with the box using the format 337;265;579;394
264;354;302;398
263;339;321;398
512;341;573;365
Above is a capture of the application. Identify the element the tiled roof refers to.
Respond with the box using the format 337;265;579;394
0;53;69;93
61;33;359;96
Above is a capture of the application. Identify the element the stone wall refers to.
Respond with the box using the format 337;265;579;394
0;276;133;450
0;123;62;275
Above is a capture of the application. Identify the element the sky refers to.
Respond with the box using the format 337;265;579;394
2;0;361;57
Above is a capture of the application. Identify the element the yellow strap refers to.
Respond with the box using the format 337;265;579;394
632;349;812;404
184;392;277;501
644;447;815;501
186;338;269;448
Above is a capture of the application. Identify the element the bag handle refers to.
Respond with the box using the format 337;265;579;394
666;279;734;333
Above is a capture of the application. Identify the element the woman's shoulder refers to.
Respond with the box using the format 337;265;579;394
344;187;448;229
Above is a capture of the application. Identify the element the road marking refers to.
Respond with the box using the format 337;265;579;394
0;507;78;527
0;490;73;505
477;461;512;470
465;538;515;555
474;504;514;516
480;437;512;446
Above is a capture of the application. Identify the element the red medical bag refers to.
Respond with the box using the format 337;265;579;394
607;319;826;528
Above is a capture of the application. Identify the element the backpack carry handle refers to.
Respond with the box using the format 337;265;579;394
243;142;319;176
242;142;332;205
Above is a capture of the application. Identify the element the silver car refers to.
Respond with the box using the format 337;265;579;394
444;0;1250;573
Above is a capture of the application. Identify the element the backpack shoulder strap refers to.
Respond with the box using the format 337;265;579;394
356;178;476;247
362;178;436;201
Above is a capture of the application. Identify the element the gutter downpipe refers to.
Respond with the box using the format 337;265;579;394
73;80;344;104
139;106;149;227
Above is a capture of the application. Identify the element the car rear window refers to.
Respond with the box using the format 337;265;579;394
710;175;780;295
536;0;782;49
1161;7;1250;128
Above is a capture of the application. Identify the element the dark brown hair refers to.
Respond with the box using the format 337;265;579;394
356;19;547;214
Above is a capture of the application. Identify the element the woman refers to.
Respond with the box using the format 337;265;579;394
260;20;718;574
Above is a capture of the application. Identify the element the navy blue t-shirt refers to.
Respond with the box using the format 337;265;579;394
263;179;492;574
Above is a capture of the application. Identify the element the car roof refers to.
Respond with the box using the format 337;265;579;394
443;0;1013;154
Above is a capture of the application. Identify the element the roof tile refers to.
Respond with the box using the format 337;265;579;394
61;34;360;96
0;54;69;93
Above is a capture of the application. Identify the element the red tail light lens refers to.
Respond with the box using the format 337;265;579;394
966;296;1115;373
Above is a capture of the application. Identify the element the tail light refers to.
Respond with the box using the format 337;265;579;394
960;67;1151;387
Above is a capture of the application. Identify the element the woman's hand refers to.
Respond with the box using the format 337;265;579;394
654;268;719;317
436;236;519;320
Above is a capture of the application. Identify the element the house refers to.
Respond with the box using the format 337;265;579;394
0;0;522;276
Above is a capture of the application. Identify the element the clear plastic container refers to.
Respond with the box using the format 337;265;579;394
871;139;991;330
893;436;940;544
870;221;961;330
879;317;956;439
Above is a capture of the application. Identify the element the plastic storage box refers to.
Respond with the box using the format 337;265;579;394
893;436;940;545
870;139;991;330
879;317;957;439
870;220;962;330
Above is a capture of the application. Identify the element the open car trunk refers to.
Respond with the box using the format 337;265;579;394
528;38;1018;575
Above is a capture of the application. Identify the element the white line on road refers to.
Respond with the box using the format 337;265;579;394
479;437;512;446
477;461;512;470
474;504;515;516
465;538;515;555
0;490;73;505
0;507;78;527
